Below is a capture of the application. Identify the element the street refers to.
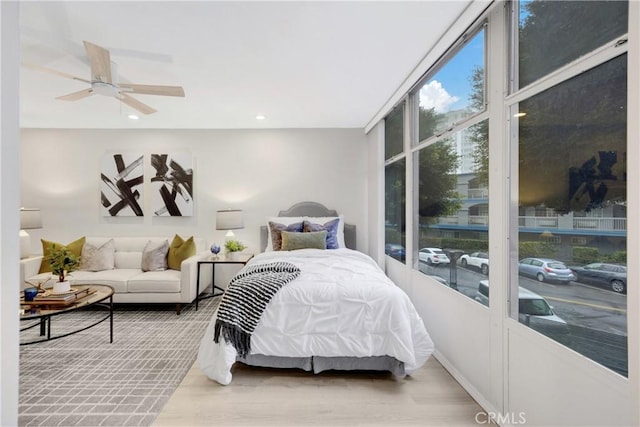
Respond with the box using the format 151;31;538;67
418;261;628;376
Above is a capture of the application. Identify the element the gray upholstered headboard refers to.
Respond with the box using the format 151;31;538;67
259;201;356;251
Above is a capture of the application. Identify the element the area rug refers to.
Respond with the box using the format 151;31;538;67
19;296;219;427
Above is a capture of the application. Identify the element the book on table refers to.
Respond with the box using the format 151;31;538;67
23;287;96;306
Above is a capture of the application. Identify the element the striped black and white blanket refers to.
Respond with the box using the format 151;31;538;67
213;261;300;357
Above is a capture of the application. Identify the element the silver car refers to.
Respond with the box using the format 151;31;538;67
518;257;576;284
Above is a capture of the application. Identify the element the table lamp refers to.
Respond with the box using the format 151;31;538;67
20;208;42;259
216;209;244;239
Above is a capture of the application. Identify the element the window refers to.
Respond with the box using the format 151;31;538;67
513;0;628;376
385;106;404;160
385;103;407;263
417;29;486;143
518;0;628;89
385;159;406;263
411;24;489;303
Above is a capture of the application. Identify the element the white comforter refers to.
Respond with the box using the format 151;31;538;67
198;248;434;385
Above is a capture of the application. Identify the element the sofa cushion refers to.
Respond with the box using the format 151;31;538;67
127;270;181;293
141;240;169;271
39;237;86;274
69;269;142;294
79;239;115;271
168;235;196;271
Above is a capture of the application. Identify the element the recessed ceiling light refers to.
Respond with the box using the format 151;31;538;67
256;114;266;120
128;114;139;120
514;112;527;117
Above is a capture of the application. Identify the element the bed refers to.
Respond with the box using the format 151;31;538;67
198;202;434;385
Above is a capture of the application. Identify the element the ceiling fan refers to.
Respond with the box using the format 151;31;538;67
23;40;185;115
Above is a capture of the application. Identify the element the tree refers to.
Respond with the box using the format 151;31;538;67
468;66;489;187
519;0;628;88
417;104;462;221
385;106;461;231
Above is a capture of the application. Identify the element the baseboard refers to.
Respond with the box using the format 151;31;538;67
433;350;500;416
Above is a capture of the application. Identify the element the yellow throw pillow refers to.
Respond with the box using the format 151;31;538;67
38;237;86;274
168;234;196;270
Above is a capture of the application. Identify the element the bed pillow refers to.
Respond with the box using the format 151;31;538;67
302;218;341;249
281;230;327;251
38;237;86;274
267;219;304;251
79;239;115;271
304;215;346;248
168;234;196;270
141;240;169;272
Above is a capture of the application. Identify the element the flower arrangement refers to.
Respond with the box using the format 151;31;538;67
224;239;246;253
44;245;80;283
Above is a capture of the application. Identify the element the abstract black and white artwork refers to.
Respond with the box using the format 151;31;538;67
150;153;194;216
101;153;144;216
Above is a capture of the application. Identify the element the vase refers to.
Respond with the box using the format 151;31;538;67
230;252;241;261
53;281;71;294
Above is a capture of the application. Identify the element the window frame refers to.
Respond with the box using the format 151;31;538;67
507;0;630;374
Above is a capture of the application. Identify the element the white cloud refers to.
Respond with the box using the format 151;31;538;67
419;80;459;113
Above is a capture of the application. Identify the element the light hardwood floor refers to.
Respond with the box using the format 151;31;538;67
153;357;485;426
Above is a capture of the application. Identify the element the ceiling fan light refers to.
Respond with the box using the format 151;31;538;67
256;114;266;120
128;114;139;120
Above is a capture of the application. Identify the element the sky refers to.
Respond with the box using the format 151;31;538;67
419;29;485;113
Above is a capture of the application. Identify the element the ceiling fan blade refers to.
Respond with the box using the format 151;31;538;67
118;93;157;115
119;83;185;97
56;88;94;101
83;40;112;83
22;62;90;83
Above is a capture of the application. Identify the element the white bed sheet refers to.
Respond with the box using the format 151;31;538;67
198;248;434;385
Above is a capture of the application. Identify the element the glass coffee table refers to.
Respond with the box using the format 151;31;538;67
20;284;114;345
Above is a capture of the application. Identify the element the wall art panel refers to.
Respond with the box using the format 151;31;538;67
101;153;144;216
150;153;194;216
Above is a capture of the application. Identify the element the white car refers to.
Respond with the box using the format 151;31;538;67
459;251;489;275
418;248;450;266
475;280;566;327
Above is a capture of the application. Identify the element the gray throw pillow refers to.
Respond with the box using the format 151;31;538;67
281;230;327;251
141;240;169;272
79;239;115;271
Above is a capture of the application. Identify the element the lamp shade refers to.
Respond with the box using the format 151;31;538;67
20;208;42;230
216;209;244;230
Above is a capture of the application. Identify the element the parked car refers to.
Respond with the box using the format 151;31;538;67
570;263;627;294
518;258;576;284
475;280;566;327
385;243;405;261
418;248;450;266
459;252;489;275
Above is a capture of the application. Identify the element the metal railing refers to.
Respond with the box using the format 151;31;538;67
435;215;627;232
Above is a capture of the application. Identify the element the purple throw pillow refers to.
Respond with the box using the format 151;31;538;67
302;218;340;249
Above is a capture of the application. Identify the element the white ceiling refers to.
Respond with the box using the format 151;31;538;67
19;1;472;129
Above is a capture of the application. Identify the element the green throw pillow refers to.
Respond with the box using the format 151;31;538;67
168;234;196;270
281;230;327;251
39;237;86;274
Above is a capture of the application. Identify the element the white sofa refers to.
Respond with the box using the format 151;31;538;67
21;237;213;315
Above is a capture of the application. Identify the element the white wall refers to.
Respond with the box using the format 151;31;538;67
20;128;367;256
1;2;20;425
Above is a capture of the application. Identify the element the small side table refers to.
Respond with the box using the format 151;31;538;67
195;254;254;310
